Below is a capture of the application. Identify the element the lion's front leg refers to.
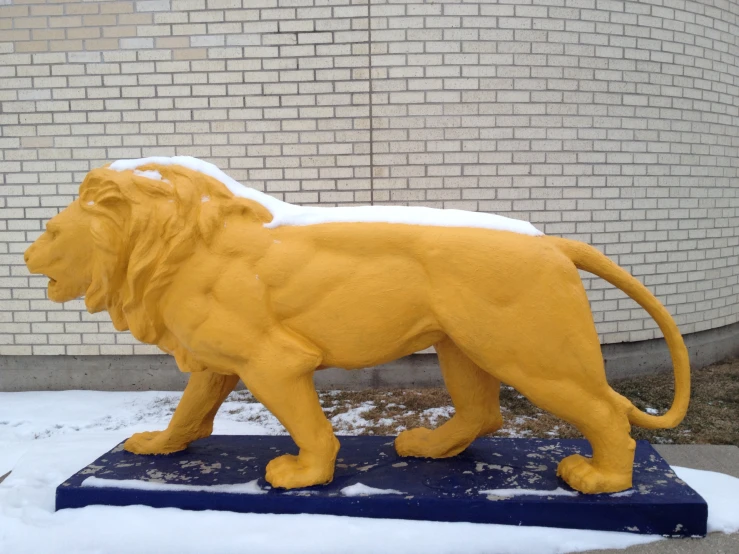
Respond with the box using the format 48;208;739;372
237;344;338;489
124;370;239;455
249;373;338;489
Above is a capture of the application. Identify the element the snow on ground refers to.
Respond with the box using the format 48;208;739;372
672;466;739;534
0;390;282;478
327;400;376;433
1;390;738;554
422;406;455;426
109;156;544;236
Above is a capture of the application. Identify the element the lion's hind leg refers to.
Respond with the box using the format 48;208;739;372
512;375;635;494
554;389;635;494
395;337;502;458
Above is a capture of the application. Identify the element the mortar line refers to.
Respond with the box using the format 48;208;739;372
367;0;375;206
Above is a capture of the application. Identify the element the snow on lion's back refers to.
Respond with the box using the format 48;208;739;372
108;156;544;237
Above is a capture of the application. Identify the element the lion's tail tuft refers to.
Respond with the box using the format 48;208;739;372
547;236;690;430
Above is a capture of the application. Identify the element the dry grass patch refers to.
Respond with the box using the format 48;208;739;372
614;358;739;445
305;358;739;445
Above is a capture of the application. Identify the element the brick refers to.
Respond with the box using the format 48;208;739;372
15;41;51;53
81;14;116;27
64;3;100;16
120;37;154;49
98;2;135;14
137;0;170;11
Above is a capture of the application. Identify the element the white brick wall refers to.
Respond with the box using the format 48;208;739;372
0;0;738;355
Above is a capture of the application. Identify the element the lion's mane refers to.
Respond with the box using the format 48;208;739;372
78;164;267;344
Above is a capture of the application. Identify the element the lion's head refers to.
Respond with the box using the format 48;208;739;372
24;198;95;304
24;163;272;344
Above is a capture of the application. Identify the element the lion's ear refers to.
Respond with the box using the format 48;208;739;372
79;168;110;204
197;197;272;242
79;168;129;211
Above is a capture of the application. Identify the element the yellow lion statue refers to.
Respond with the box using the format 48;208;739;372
24;157;690;494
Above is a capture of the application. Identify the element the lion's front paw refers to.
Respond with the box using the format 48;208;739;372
394;427;436;457
556;454;632;494
123;430;189;455
265;453;334;489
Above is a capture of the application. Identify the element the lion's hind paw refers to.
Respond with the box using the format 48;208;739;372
556;454;632;494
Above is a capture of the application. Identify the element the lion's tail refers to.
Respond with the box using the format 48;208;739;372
546;236;690;430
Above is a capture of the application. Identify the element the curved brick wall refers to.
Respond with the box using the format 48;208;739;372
0;0;737;356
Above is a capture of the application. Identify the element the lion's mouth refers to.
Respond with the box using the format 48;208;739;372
47;277;71;302
47;277;59;295
46;276;87;303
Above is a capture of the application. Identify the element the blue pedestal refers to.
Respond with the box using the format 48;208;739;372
56;436;707;536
